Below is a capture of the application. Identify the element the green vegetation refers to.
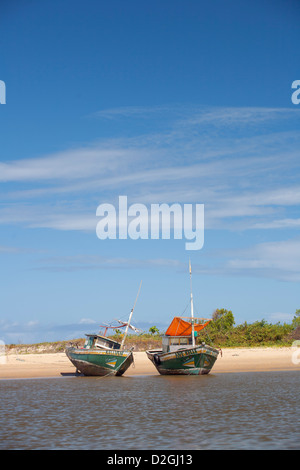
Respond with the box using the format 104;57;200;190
196;308;299;348
116;311;299;349
292;309;300;329
6;309;300;354
149;325;160;335
110;325;162;350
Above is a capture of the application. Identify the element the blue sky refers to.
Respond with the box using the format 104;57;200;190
0;0;300;344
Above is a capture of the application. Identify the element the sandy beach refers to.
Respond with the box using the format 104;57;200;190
0;347;298;379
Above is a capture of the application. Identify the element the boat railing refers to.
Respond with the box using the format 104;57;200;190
179;316;211;323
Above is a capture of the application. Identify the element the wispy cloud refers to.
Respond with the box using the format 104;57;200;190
90;104;177;120
249;218;300;230
92;104;298;126
31;235;300;282
33;254;183;273
0;317;168;344
0;318;99;344
0;146;136;183
264;312;294;323
0;105;300;236
0;245;21;253
224;238;300;282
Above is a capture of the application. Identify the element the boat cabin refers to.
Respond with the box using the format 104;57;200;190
84;334;121;350
161;316;211;353
162;335;193;353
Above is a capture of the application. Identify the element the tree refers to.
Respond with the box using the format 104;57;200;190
149;326;159;335
211;308;235;331
292;309;300;329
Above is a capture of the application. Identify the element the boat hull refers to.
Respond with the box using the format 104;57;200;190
65;347;133;376
146;345;219;375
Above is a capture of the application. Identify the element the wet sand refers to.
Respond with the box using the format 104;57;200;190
0;347;298;379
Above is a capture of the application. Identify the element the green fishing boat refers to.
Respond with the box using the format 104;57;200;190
66;282;142;377
146;262;219;375
66;334;134;377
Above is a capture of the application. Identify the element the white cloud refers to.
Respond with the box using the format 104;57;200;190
79;318;97;324
225;238;300;281
33;254;183;273
30;235;300;283
0;104;299;238
0;318;108;345
93;104;298;126
249;218;300;230
0;146;139;183
265;312;294;323
0;245;21;253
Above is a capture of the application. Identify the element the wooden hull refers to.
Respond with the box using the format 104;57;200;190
146;345;219;375
65;347;133;376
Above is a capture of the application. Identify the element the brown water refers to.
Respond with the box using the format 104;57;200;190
0;371;299;450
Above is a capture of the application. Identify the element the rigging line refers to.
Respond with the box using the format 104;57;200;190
180;302;189;316
133;280;142;311
172;302;193;336
113;281;142;325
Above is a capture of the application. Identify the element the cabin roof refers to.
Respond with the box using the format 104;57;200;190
85;333;120;345
165;316;211;336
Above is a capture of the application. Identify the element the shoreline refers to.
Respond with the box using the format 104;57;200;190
0;347;299;379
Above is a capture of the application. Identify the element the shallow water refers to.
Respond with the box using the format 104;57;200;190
0;371;299;449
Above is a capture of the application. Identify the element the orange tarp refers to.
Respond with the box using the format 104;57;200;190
165;317;211;336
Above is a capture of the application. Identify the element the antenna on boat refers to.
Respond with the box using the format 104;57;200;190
120;280;142;350
189;259;196;347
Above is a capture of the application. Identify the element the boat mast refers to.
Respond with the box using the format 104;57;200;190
120;281;142;350
189;259;195;347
